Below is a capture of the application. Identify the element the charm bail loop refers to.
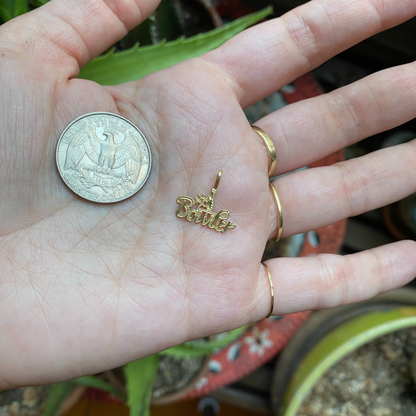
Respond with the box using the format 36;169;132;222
212;170;222;197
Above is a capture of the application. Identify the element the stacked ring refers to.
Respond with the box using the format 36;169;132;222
252;126;282;319
269;183;283;242
251;125;284;242
262;262;274;318
252;126;277;177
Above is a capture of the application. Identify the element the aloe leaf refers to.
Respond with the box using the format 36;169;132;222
43;381;77;416
162;326;248;357
0;9;4;23
0;0;28;21
124;355;160;416
74;375;126;400
78;6;272;85
29;0;49;7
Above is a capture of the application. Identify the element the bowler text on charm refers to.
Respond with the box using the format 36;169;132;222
176;170;236;233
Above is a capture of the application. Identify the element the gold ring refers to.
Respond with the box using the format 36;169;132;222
262;263;274;318
252;125;277;178
269;183;283;242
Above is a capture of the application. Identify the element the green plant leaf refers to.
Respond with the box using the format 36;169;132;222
124;355;160;416
74;375;126;400
162;326;248;357
79;6;272;85
0;0;28;22
43;381;77;416
29;0;49;7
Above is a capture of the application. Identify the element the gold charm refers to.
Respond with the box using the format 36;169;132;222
176;170;236;233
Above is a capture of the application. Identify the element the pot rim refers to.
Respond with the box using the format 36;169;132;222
281;306;416;416
272;287;416;415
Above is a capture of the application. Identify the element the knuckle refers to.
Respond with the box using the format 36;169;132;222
283;11;319;70
335;160;371;216
316;253;351;309
325;92;360;146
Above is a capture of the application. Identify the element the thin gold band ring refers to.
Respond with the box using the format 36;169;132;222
252;125;277;178
269;183;283;242
262;263;274;318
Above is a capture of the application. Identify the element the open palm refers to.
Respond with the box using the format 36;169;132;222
1;0;416;389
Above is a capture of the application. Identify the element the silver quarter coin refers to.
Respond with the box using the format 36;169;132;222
56;112;152;203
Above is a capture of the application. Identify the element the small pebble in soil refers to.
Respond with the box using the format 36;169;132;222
296;328;416;416
0;386;49;416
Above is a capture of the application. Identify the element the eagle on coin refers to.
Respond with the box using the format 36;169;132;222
64;126;141;183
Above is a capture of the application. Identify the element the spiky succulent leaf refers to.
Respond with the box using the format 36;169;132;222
78;7;272;85
124;355;160;416
0;0;28;22
29;0;49;6
162;326;248;357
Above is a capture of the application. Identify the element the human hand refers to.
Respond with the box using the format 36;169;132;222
1;0;416;389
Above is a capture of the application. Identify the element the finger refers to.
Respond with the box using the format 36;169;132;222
0;0;159;75
255;62;416;176
204;0;416;108
268;139;416;239
258;241;416;318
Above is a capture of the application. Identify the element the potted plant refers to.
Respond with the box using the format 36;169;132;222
272;288;416;416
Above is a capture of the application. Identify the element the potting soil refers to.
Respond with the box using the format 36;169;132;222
296;328;416;416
